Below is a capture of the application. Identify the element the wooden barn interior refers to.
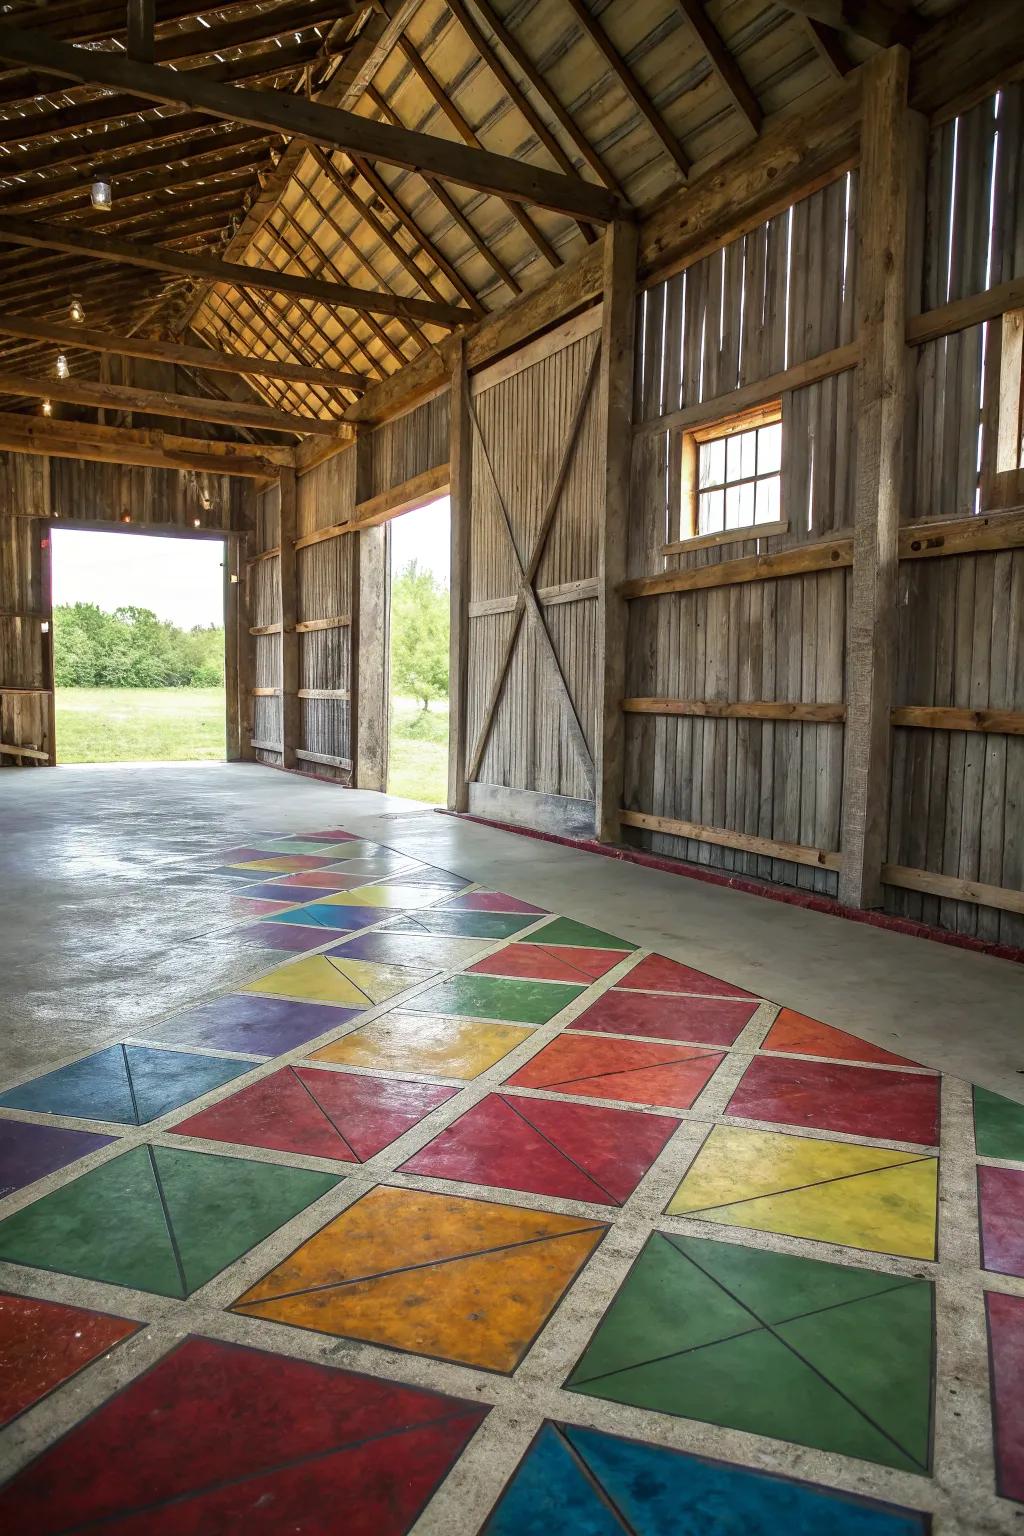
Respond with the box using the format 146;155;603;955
1;3;1024;1531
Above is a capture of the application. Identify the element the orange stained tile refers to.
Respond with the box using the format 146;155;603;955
235;1185;596;1303
311;1012;532;1079
235;1230;604;1371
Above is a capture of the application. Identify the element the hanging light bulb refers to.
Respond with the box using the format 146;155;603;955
69;294;85;323
41;398;52;416
55;353;69;379
90;180;112;211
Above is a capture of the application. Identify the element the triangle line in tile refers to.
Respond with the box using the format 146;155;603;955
288;1067;360;1162
145;1145;189;1300
235;1224;607;1309
323;955;374;1005
678;1154;933;1216
55;1406;480;1532
526;1049;721;1092
554;1424;639;1535
121;1043;143;1127
531;944;612;984
676;1243;929;1470
501;1096;621;1207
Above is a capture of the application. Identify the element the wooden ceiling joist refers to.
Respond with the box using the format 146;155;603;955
0;369;340;438
670;0;762;134
0;314;365;393
0;410;288;478
0;215;470;329
0;22;624;224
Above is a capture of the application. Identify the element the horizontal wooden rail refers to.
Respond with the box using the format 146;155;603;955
295;748;353;770
623;698;846;723
294;523;350;552
250;687;280;697
0;741;47;760
249;623;282;636
352;462;451;528
899;509;1024;560
250;738;283;753
635;343;860;438
620;809;842;871
297;688;350;700
246;547;280;565
621;538;853;599
468;578;598;618
891;706;1024;735
0;685;50;694
882;864;1024;917
294;615;351;633
906;276;1024;347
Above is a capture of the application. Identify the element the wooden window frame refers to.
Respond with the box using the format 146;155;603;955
664;398;788;554
982;308;1024;512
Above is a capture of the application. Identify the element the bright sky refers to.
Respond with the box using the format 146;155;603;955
390;495;450;586
51;529;226;629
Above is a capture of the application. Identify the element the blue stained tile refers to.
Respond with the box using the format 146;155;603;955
266;904;371;931
486;1424;930;1536
0;1045;252;1127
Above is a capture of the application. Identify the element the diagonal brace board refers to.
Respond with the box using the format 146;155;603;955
0;23;623;226
464;341;602;790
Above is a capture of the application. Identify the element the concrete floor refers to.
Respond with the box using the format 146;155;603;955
0;762;1022;1534
2;762;1021;1100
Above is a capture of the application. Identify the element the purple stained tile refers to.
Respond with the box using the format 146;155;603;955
236;923;335;952
0;1119;114;1199
980;1164;1024;1278
229;883;307;902
145;995;357;1057
218;847;278;864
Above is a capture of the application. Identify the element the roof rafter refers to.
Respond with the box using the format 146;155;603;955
669;0;762;135
0;20;624;223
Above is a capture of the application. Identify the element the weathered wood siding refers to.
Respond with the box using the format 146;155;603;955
368;391;450;500
250;479;282;766
295;448;357;781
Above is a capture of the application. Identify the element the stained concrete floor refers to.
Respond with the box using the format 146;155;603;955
0;762;1022;1532
1;762;1021;1099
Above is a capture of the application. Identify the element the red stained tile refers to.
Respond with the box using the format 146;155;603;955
0;1294;139;1428
299;830;361;843
469;943;622;984
979;1165;1024;1279
505;1034;723;1110
272;871;368;890
230;897;297;918
618;955;756;998
571;990;758;1045
444;891;547;914
171;1067;455;1163
761;1008;925;1068
988;1291;1024;1503
0;1336;486;1535
726;1055;941;1146
401;1093;676;1205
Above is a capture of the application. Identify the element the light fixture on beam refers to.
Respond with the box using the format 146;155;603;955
55;353;69;379
69;294;85;323
41;398;52;416
90;180;112;212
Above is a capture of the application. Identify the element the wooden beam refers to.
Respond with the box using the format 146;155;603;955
596;221;637;844
279;469;299;771
0;370;335;438
352;463;451;528
620;809;843;871
773;1;917;48
670;0;762;135
907;277;1024;347
0;214;469;330
882;864;1024;917
0;23;623;225
839;47;921;910
0;411;286;479
891;706;1024;735
636;341;860;436
127;0;155;62
623;698;848;723
354;437;389;791
447;339;471;813
621;537;854;599
899;509;1024;561
0;314;364;392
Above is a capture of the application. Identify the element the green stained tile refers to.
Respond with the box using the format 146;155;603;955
381;910;539;940
974;1086;1024;1161
406;973;583;1025
666;1232;909;1323
567;1233;757;1384
777;1282;933;1471
0;1146;184;1296
574;1329;922;1474
151;1145;338;1294
526;918;636;952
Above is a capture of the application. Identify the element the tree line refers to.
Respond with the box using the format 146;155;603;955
54;603;225;688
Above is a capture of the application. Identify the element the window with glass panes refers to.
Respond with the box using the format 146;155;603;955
683;404;782;539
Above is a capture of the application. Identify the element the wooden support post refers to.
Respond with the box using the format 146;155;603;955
354;435;390;791
596;221;639;843
223;537;240;762
237;514;256;763
278;470;299;771
127;0;155;63
41;522;56;766
447;339;471;811
838;47;922;908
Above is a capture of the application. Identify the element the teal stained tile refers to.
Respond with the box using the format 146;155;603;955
974;1086;1024;1162
0;1046;251;1127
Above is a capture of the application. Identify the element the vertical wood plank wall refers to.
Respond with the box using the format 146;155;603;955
0;453;242;767
250;479;283;764
295;451;356;781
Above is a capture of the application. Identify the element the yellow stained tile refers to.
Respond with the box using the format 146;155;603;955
235;1185;601;1304
229;856;322;873
236;1233;603;1371
329;957;429;1003
668;1125;927;1211
311;1011;532;1078
319;883;456;909
240;955;372;1006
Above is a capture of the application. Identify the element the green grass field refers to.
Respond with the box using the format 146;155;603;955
388;698;448;805
55;688;226;763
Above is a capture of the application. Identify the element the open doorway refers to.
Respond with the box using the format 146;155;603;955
386;495;450;804
50;529;226;764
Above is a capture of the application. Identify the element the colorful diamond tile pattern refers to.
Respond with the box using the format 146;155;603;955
0;818;1007;1532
